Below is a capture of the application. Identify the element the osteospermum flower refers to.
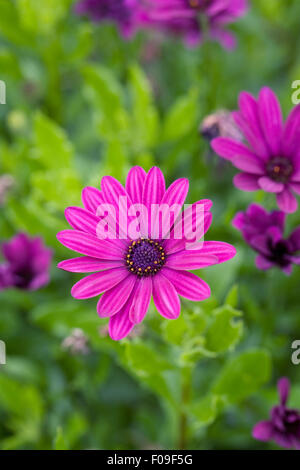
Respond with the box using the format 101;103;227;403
74;0;141;38
212;87;300;213
138;0;248;49
57;166;236;340
233;203;300;274
253;377;300;450
0;233;52;291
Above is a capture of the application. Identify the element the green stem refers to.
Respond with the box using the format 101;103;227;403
178;366;192;450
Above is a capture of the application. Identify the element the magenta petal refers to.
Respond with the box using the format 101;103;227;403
258;87;283;156
65;206;101;235
71;267;128;299
57;230;124;260
232;212;245;230
255;255;274;271
125;166;146;204
82;186;105;214
282;104;300;157
258;177;284;193
166;251;218;270
142;166;166;208
28;272;50;290
194;241;237;264
233;173;260;191
129;277;152;324
276;189;298;213
58;257;122;272
152;273;180;319
278;377;290;406
290;182;300;195
101;175;132;211
237;92;269;160
142;166;166;237
288;226;300;251
165;210;213;255
252;421;274;442
162;267;211;301
156;178;189;239
108;296;135;341
232;154;264;174
97;274;136;317
211;137;256;162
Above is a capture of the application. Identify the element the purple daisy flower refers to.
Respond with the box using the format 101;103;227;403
233;203;300;274
0;233;52;291
138;0;248;49
212;87;300;213
57;166;236;341
253;377;300;449
74;0;140;38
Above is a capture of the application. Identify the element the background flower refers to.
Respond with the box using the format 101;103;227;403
74;0;140;37
233;203;300;274
253;377;300;449
0;233;52;291
212;88;300;213
137;0;248;48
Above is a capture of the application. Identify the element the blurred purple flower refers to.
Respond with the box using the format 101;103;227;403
233;203;300;274
253;377;300;449
0;233;52;291
212;87;300;213
74;0;140;37
138;0;248;49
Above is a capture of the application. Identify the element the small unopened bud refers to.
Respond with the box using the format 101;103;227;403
62;328;89;355
0;175;14;206
200;110;243;142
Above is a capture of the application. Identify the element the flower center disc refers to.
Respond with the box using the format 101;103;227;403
266;157;293;183
126;239;166;277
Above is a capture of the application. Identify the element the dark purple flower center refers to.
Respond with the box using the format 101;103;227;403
272;406;300;437
125;238;166;277
267;239;290;267
266;157;293;183
188;0;201;8
13;265;35;289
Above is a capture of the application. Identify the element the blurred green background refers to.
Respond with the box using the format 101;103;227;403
0;0;300;450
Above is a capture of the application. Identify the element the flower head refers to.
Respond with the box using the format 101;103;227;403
0;233;52;291
138;0;248;49
253;377;300;449
74;0;141;38
57;166;236;340
212;87;300;213
233;203;300;274
200;110;243;142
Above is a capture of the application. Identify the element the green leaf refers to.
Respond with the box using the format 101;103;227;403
205;305;243;354
163;88;199;141
225;285;239;308
54;427;69;450
17;0;70;34
212;349;272;404
129;64;159;149
125;342;174;377
162;315;188;346
189;394;225;427
33;112;74;169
